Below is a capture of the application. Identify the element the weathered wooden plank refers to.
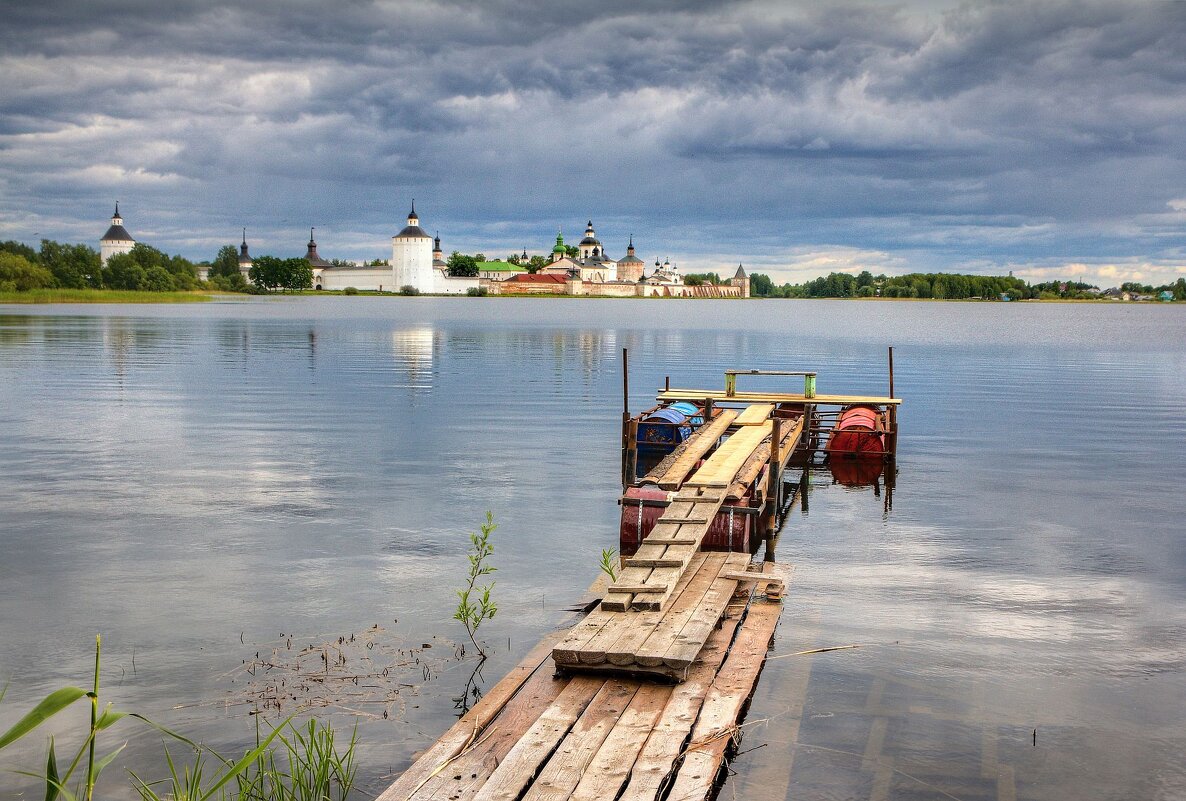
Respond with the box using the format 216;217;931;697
726;416;804;498
378;630;566;801
552;608;619;664
632;553;727;668
468;677;607;801
600;592;634;613
734;403;775;425
658;388;901;406
616;602;746;801
665;570;786;801
623;556;685;569
663;554;752;669
568;683;671;801
559;555;709;671
606;554;722;671
519;681;640;801
686;423;772;488
656;410;739;490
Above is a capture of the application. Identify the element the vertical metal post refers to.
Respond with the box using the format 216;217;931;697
725;372;736;397
704;396;714;422
625;418;639;487
765;417;782;562
887;345;898;459
621;348;630;491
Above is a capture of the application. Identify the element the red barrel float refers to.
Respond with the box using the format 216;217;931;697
826;404;885;458
619;485;752;556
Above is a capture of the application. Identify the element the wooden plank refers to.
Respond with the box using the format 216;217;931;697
551;608;618;663
656;409;739;490
658;388;902;406
558;555;709;670
662;553;753;669
519;681;640;801
726;416;804;498
568;683;671;801
734;403;775;425
616;602;747;801
686;423;772;488
378;630;567;801
631;554;727;667
600;592;634;613
469;676;608;801
665;567;786;801
603;555;709;668
623;556;685;569
608;554;723;671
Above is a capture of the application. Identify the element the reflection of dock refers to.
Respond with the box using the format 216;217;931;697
378;353;902;801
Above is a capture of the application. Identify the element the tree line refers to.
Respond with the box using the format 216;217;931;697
748;270;1186;300
0;239;313;294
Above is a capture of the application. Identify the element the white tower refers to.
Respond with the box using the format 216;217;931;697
391;201;434;292
99;202;135;265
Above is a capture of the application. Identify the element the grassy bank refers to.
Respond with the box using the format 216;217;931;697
0;288;216;304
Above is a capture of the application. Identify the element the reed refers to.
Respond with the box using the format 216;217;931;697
0;636;357;800
454;512;498;658
0;288;214;303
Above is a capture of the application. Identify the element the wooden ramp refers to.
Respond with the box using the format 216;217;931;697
377;568;786;801
554;552;753;681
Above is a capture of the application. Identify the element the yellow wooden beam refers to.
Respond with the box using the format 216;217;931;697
658;388;901;406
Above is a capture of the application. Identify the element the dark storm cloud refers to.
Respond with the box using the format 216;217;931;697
1;0;1184;285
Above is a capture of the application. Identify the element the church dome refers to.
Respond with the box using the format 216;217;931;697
395;201;431;239
578;220;601;247
101;203;134;242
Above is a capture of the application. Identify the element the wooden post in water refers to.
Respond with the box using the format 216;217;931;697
765;416;782;562
621;348;630;491
887;346;898;459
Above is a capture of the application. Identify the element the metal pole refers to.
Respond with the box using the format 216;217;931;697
621;348;630;490
765;417;782;562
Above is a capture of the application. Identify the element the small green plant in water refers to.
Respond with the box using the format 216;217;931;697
1;635;321;801
455;512;498;659
599;548;619;582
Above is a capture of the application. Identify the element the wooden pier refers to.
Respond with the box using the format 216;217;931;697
379;356;900;801
378;567;785;801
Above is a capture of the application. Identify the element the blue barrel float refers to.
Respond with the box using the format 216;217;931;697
637;406;693;451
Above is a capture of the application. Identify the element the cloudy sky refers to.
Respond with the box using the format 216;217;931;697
1;1;1184;285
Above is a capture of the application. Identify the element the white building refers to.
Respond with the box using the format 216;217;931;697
99;203;135;265
312;204;478;294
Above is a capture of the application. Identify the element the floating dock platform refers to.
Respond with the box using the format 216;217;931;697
379;353;900;801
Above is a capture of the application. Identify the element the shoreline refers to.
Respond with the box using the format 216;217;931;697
0;289;1178;305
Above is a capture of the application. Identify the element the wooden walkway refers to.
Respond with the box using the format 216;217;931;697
377;567;787;801
554;553;753;680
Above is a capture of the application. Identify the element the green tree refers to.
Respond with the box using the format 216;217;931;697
447;251;479;277
565;245;579;258
285;257;313;291
208;245;240;280
249;256;312;292
102;253;148;290
1173;277;1186;301
40;240;101;288
0;240;39;262
750;273;775;297
0;252;55;291
143;265;175;292
527;255;549;273
249;255;285;291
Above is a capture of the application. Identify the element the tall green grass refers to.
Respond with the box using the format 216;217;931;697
0;288;215;303
0;635;357;800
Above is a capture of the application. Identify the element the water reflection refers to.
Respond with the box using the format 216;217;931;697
0;300;1183;800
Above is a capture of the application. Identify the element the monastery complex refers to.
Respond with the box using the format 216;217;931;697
99;204;750;298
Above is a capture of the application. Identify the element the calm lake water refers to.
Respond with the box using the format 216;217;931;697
1;297;1183;799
